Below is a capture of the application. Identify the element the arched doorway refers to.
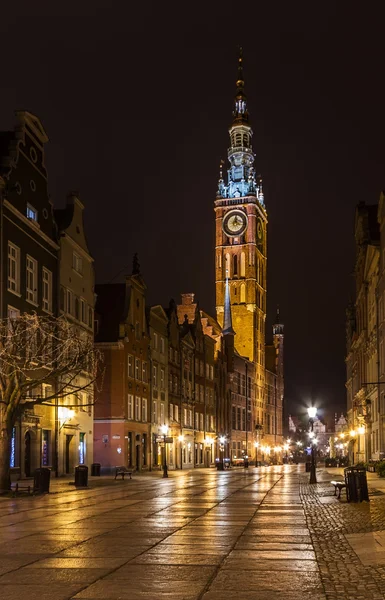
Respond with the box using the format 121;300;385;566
24;431;31;477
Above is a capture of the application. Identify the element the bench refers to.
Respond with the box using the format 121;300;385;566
331;480;346;499
115;466;135;480
12;483;32;497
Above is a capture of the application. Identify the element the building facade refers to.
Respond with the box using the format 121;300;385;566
0;111;59;477
54;192;95;474
93;260;151;471
346;202;380;463
148;305;170;469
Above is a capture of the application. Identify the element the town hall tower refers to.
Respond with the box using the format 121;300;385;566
215;49;267;410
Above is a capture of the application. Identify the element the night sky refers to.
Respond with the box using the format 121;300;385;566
1;3;385;425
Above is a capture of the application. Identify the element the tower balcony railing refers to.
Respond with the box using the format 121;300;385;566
227;146;254;155
215;196;256;206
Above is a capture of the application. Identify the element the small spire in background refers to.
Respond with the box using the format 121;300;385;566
132;253;140;275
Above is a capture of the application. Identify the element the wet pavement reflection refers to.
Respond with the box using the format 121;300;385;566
0;466;327;599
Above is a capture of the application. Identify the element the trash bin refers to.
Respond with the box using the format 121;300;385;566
305;462;312;472
344;466;369;502
91;463;101;476
216;461;224;471
33;467;51;493
75;465;88;488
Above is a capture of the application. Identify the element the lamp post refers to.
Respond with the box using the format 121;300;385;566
307;407;317;484
161;424;168;478
254;441;259;466
178;434;184;470
219;435;225;470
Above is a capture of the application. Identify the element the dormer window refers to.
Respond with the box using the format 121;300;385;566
26;204;38;221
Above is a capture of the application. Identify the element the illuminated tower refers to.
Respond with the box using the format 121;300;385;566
215;48;267;407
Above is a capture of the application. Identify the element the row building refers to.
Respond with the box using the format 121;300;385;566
93;52;285;471
0;111;95;478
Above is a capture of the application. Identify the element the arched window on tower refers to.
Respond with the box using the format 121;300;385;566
240;252;245;277
233;255;238;276
225;253;230;277
240;283;246;303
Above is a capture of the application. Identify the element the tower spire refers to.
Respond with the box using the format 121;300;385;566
223;274;235;335
232;46;248;125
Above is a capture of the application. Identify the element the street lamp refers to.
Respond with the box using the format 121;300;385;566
219;435;225;470
161;424;168;478
307;406;317;484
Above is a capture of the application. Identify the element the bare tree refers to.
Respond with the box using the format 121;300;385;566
0;313;101;492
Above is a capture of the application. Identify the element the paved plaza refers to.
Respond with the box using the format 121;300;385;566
1;466;385;599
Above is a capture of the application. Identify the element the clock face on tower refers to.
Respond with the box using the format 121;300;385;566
222;209;248;237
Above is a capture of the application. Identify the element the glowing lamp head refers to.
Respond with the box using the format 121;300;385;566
160;424;168;435
350;430;356;437
219;436;225;444
254;441;259;448
307;406;317;419
357;426;365;435
178;435;184;442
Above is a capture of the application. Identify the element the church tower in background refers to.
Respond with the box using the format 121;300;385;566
215;49;267;418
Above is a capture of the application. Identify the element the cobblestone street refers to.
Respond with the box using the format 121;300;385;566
1;465;385;599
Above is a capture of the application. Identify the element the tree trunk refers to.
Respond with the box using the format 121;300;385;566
0;423;11;493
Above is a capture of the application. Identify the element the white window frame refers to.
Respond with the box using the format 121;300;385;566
152;400;157;423
135;396;140;421
26;255;38;305
128;394;134;420
42;268;52;313
142;361;147;383
141;398;147;422
160;402;165;424
128;354;134;378
26;204;38;221
135;357;141;380
8;242;20;294
160;368;165;390
72;252;83;275
153;363;158;387
174;405;179;423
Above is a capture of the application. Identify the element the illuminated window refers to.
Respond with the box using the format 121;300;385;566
26;204;38;221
